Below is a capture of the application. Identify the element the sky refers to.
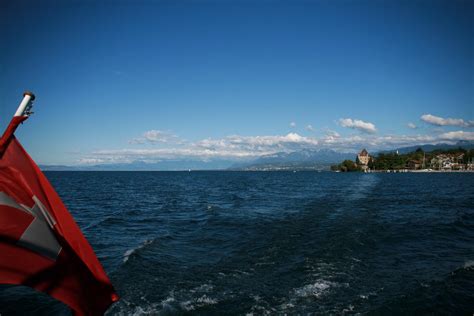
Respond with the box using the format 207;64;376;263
1;0;473;165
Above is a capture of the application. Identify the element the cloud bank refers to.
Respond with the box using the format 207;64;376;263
339;118;376;133
439;131;474;141
129;130;181;144
421;114;474;128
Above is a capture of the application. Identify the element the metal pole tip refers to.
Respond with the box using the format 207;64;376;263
23;91;36;101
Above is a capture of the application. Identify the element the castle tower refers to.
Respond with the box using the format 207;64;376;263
357;149;370;166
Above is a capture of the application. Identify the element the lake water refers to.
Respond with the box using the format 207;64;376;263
1;171;473;315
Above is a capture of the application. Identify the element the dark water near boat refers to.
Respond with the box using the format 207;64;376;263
1;171;473;315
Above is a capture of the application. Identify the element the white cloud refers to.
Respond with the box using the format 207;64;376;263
338;118;377;134
319;133;438;150
327;130;340;138
321;130;341;144
289;122;296;128
305;124;315;132
195;133;318;153
420;114;474;127
407;122;417;129
129;130;181;144
77;158;108;164
439;131;474;141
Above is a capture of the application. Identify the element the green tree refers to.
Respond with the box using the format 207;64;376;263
367;158;375;170
340;160;360;172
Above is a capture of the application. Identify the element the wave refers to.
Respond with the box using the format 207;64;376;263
83;214;125;231
123;239;154;263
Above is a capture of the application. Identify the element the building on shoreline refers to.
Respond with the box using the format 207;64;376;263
407;159;422;170
430;153;466;170
356;149;371;171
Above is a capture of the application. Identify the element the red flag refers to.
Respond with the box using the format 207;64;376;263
0;101;118;314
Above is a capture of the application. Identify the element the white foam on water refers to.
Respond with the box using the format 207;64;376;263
196;295;218;305
463;260;474;269
112;303;160;316
294;280;334;298
279;302;296;310
180;295;218;311
248;303;275;316
220;268;253;279
190;283;214;293
342;304;355;314
161;295;176;306
130;305;159;316
357;289;379;302
111;295;177;316
123;239;154;263
251;294;261;302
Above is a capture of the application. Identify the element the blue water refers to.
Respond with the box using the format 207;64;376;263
1;171;473;315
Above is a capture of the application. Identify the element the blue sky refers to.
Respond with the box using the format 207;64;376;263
1;0;473;165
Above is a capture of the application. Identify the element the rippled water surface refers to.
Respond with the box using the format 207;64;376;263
1;171;473;315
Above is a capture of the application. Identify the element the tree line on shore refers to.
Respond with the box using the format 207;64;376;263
331;147;474;172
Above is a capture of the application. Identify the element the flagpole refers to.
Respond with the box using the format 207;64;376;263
0;91;36;157
14;91;36;117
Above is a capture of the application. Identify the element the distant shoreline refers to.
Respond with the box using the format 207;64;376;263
362;169;474;173
40;169;474;173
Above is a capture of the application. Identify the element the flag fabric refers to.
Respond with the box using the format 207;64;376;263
0;116;118;315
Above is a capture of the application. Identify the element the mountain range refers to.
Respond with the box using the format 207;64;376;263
229;149;355;171
378;140;474;154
